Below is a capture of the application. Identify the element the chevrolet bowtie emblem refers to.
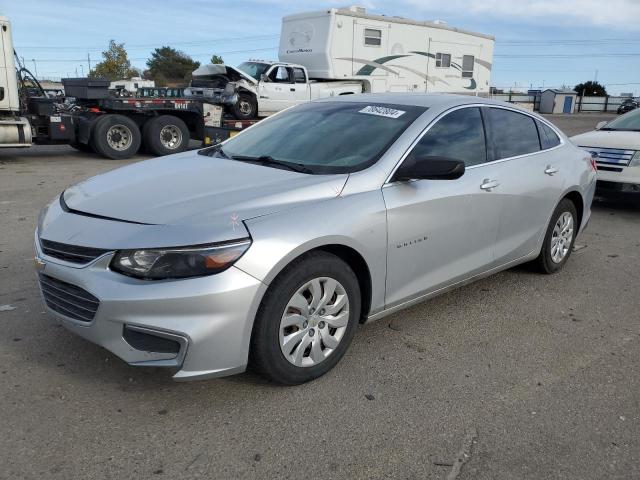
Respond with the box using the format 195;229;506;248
34;256;46;272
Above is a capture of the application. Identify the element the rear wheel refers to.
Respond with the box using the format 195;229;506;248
533;198;578;274
249;251;360;385
142;115;190;156
91;114;141;160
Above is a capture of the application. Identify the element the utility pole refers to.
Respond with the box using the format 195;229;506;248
31;59;38;78
87;53;91;74
80;65;84;76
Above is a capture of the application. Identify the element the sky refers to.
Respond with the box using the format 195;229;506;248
2;0;639;95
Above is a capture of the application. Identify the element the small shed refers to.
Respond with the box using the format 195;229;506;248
539;89;578;114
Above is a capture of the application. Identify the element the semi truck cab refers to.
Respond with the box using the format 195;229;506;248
0;16;32;147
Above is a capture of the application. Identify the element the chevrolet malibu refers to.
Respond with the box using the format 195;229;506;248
35;94;597;384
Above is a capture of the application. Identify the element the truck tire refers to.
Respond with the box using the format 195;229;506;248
232;93;257;120
142;115;190;156
91;114;141;160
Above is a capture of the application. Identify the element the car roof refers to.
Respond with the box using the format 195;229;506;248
315;92;520;110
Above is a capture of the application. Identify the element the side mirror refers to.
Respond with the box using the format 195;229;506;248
596;121;608;130
393;156;465;181
260;74;269;82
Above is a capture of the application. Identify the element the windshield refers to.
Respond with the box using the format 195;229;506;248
237;62;270;80
603;109;640;131
202;101;427;174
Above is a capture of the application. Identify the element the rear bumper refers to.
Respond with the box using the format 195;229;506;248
35;236;267;381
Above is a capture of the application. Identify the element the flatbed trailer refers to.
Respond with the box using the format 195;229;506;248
0;16;258;159
24;77;242;159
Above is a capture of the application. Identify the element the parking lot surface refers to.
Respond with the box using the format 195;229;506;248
1;113;639;479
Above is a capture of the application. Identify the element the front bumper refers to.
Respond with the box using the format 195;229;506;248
34;236;267;381
597;164;640;186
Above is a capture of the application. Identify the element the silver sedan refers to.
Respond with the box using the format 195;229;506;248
35;94;597;384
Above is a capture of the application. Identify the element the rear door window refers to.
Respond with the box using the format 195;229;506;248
536;121;561;149
293;68;307;84
407;107;487;167
485;108;541;160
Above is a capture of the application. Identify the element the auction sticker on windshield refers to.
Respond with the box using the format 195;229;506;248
359;105;406;119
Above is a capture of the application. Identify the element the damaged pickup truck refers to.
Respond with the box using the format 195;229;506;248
185;61;364;119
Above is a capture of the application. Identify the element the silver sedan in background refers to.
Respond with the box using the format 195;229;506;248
35;94;597;384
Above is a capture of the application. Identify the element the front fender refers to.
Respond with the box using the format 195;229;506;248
235;191;388;316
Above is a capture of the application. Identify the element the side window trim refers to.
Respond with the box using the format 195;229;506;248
535;120;545;150
386;104;565;184
479;107;494;163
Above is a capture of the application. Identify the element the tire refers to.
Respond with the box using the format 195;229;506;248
249;251;361;385
533;198;578;274
142;115;190;157
231;92;257;120
70;141;94;153
91;114;141;160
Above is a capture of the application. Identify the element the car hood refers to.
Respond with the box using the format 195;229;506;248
570;130;640;150
191;64;258;85
63;150;348;236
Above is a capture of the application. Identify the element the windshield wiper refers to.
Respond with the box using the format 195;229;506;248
198;144;229;158
230;155;314;174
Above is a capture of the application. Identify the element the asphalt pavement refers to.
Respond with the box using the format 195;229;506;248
1;113;639;480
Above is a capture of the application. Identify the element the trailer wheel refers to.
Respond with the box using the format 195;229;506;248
91;114;141;160
142;115;190;156
232;93;257;120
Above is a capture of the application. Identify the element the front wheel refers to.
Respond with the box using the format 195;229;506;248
231;93;257;120
249;251;361;385
533;198;578;274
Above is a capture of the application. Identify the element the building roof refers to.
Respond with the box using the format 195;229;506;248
544;89;577;95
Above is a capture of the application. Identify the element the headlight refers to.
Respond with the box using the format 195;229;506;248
630;151;640;167
110;239;251;280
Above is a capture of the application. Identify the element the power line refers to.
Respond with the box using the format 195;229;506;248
26;46;279;63
15;34;280;51
495;53;640;58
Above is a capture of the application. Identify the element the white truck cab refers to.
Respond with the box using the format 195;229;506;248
191;61;363;119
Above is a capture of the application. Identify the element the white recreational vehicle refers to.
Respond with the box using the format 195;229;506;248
279;6;495;95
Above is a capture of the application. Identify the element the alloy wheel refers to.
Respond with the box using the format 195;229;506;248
550;211;574;263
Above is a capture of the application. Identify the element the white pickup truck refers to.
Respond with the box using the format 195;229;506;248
189;61;364;119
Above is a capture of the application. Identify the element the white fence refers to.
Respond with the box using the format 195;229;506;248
577;96;639;113
491;93;639;113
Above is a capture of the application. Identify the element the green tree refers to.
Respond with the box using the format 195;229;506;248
146;46;200;83
574;81;607;96
88;40;138;80
210;54;224;65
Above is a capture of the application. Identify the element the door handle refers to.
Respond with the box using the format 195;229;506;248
480;179;500;191
545;166;559;175
290;88;295;92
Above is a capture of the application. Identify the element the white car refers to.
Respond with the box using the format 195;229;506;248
571;109;640;192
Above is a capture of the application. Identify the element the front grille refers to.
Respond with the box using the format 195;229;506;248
40;239;110;264
38;273;100;322
583;146;635;167
597;165;623;172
